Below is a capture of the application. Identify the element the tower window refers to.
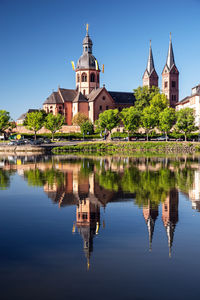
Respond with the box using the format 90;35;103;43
172;81;176;88
164;81;168;88
83;89;86;95
90;73;95;82
81;73;87;82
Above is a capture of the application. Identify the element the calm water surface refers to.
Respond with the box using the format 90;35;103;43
0;154;200;300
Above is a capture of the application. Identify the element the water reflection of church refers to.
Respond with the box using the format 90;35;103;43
44;164;134;269
43;164;180;268
143;189;179;257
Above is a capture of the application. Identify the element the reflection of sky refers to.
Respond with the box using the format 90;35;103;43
0;174;200;299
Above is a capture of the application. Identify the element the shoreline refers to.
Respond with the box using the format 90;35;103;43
52;141;200;154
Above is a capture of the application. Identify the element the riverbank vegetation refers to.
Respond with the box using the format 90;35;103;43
52;141;200;154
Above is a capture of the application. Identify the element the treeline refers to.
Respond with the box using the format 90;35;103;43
95;86;198;141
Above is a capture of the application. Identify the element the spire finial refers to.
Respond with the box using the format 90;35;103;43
86;23;89;34
170;32;172;42
87;258;90;270
150;39;151;47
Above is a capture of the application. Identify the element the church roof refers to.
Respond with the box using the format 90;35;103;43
108;91;136;104
146;41;156;75
87;88;104;102
73;92;88;103
43;92;63;105
76;31;98;70
43;89;78;105
165;33;176;71
59;88;77;102
76;53;97;70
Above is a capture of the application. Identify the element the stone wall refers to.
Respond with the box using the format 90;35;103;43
13;125;81;134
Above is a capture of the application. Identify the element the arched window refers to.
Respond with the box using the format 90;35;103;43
83;89;86;95
77;74;80;82
90;73;95;82
81;73;87;82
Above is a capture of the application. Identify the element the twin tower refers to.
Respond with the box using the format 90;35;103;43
143;34;179;108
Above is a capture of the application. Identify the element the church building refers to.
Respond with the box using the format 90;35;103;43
142;34;179;108
43;27;135;124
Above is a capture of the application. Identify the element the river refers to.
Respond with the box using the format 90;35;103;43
0;154;200;300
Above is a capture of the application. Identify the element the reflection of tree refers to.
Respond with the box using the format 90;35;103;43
79;159;94;178
176;168;194;194
97;171;121;192
121;167;176;207
0;169;16;190
95;160;195;208
24;168;64;188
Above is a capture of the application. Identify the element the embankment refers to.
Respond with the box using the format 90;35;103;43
0;145;46;154
52;141;200;154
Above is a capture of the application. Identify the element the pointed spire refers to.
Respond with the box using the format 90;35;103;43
146;216;155;251
166;32;175;70
165;221;176;258
146;40;155;75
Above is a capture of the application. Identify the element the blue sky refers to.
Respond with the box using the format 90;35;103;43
0;0;200;120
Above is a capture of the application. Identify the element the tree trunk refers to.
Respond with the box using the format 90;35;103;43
146;132;149;142
185;133;187;141
34;131;37;141
165;131;167;142
52;132;54;142
106;131;111;141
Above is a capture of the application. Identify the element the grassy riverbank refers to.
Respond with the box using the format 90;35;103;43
52;141;200;154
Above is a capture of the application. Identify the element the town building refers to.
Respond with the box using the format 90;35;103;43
176;84;200;127
43;27;135;124
16;109;39;125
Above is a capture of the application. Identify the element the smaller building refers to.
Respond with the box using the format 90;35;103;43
16;109;39;125
176;84;200;127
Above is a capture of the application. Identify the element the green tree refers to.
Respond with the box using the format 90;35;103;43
159;107;176;141
72;112;89;126
0;110;11;135
141;106;157;141
26;111;44;140
80;120;94;137
175;108;197;141
44;113;64;141
120;107;140;139
96;109;120;139
150;94;169;112
134;86;160;111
